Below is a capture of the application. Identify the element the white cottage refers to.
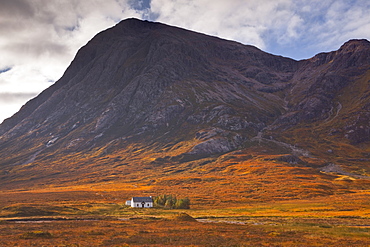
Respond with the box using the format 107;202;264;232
128;196;153;208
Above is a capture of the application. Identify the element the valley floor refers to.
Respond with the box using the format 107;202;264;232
0;189;369;246
1;215;370;247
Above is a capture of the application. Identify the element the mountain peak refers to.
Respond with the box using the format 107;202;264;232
339;39;370;51
308;39;370;67
116;18;156;30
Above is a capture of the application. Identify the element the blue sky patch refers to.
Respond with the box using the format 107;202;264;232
0;67;12;74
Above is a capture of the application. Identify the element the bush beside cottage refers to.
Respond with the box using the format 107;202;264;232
153;195;190;209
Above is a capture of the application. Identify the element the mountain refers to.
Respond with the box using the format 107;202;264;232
0;19;369;201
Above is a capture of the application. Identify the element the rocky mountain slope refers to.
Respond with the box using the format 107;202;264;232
0;18;369;194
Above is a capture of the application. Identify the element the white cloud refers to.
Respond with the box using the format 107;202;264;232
150;0;297;50
0;92;38;124
269;0;370;57
0;0;143;75
0;0;145;123
149;0;370;59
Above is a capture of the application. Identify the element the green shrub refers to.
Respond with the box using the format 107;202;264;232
175;198;191;209
154;195;190;209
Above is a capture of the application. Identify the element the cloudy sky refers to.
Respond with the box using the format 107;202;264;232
0;0;369;124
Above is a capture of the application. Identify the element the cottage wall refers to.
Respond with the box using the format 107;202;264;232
130;198;153;208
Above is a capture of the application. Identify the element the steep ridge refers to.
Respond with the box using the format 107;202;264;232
264;39;370;170
274;39;370;127
0;19;369;194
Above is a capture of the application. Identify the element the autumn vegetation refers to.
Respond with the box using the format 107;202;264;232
0;146;369;246
1;101;369;245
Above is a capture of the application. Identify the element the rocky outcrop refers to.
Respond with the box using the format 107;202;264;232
189;128;246;156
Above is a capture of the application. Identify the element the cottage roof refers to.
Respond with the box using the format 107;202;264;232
132;197;153;203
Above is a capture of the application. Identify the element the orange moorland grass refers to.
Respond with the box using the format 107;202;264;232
0;216;368;246
0;203;370;246
0;184;370;246
1;141;370;246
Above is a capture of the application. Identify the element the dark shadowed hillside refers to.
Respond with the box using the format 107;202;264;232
0;19;369;200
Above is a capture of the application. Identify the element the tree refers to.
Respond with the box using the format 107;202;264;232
175;198;190;209
153;195;190;209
